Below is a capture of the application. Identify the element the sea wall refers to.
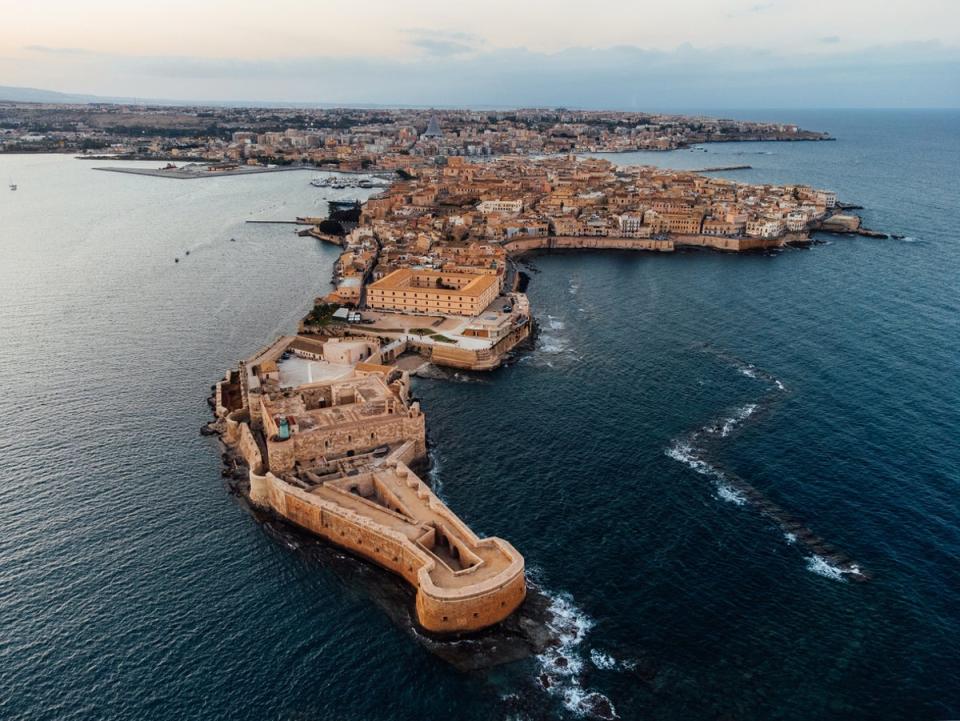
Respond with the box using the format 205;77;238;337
502;236;674;253
260;472;526;633
672;234;786;251
427;322;532;371
236;421;265;473
502;234;794;253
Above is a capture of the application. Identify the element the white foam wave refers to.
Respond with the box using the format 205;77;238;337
805;555;848;582
569;282;580;295
806;555;865;582
716;484;748;506
783;532;797;545
547;315;565;330
715;403;758;437
590;649;618;670
535;591;618;719
539;336;567;354
739;365;758;379
774;380;786;391
665;442;746;506
665;441;716;478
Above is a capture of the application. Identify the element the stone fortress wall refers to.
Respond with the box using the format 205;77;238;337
502;234;793;254
255;461;526;633
215;334;526;634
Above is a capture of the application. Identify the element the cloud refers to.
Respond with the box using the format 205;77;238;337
23;45;97;56
6;41;960;108
819;36;842;44
402;27;484;56
409;38;475;57
726;1;780;17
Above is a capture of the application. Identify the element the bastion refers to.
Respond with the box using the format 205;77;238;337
214;333;526;633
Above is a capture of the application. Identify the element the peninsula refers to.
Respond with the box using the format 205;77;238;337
300;154;869;372
208;141;874;636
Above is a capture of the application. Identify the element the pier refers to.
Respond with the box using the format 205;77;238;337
691;164;752;172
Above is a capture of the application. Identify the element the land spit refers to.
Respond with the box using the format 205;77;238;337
209;153;884;646
211;336;527;635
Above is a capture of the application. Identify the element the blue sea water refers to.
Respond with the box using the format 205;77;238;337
0;110;958;721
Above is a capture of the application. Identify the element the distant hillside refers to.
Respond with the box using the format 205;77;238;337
0;85;105;104
0;84;511;109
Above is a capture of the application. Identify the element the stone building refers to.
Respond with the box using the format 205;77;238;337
367;268;499;317
259;372;426;474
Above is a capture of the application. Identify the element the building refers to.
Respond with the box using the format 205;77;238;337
786;211;809;232
746;218;785;238
258;372;425;474
477;199;523;214
816;190;837;208
367;268;499;317
216;349;525;634
423;115;444;139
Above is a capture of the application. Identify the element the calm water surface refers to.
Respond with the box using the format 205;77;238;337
1;110;958;720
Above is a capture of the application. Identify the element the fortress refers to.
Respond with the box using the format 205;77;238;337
215;334;526;633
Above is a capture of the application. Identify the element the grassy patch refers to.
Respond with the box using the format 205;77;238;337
305;302;341;326
408;327;437;336
431;334;456;344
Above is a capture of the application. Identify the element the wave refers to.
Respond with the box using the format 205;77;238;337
547;315;565;331
664;349;869;581
589;649;618;671
807;554;864;582
535;590;619;720
539;336;568;355
697;343;788;393
706;403;758;438
715;483;749;506
665;440;747;506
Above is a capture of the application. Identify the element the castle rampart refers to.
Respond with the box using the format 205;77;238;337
254;461;526;633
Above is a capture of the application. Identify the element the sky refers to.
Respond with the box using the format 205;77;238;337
1;0;959;108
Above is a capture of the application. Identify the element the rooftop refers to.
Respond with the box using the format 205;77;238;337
368;268;498;298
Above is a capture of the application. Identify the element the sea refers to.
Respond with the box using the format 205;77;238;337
0;109;958;721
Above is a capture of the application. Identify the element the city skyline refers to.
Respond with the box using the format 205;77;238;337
1;0;959;108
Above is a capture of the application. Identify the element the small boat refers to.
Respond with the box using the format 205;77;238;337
185;250;190;255
175;258;179;263
9;183;16;191
230;237;236;242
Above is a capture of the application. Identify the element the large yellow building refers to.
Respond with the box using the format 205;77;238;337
367;268;499;317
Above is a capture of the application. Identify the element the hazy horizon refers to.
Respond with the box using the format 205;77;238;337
2;1;959;108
